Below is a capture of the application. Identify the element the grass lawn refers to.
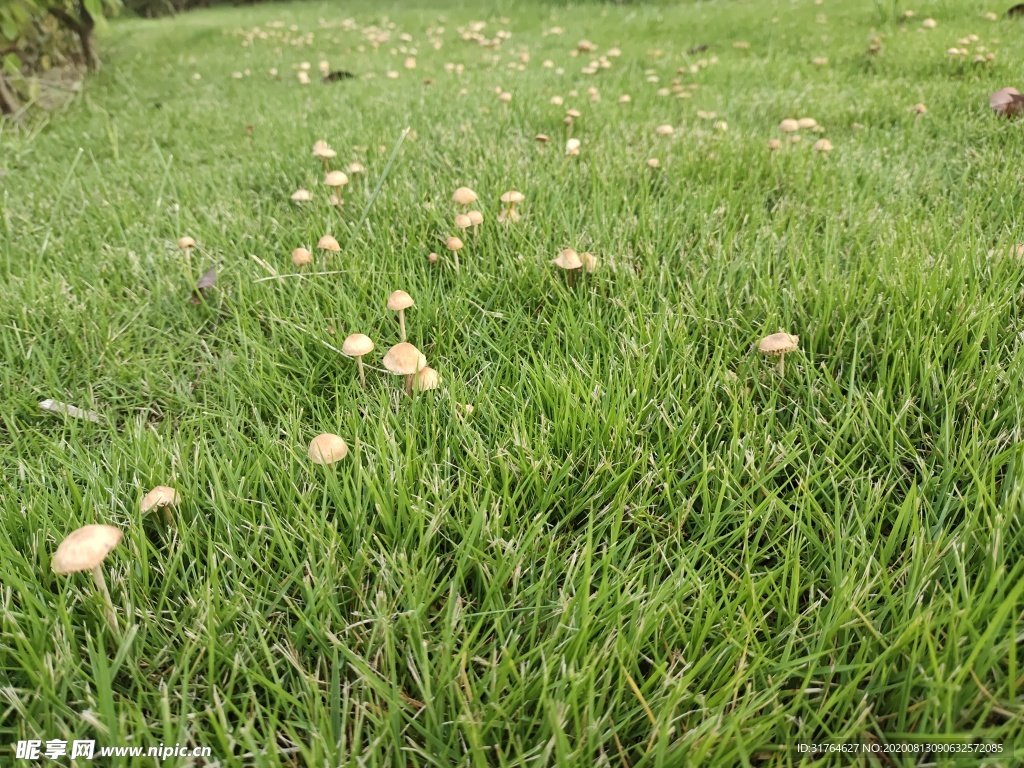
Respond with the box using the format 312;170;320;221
2;0;1024;764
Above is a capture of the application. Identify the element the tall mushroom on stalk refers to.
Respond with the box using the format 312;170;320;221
446;236;464;272
498;190;525;223
383;342;426;396
387;290;415;342
313;140;337;172
324;170;349;208
452;187;478;207
551;248;583;287
758;332;800;376
318;235;341;255
141;486;181;525
52;524;123;635
178;236;196;271
343;333;374;388
414;367;441;392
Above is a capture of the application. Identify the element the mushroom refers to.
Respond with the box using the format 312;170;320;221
292;247;313;266
313;140;337;171
414;366;441;392
455;213;472;230
812;139;833;152
52;524;123;634
779;119;799;133
318;235;341;254
551;248;583;286
141;485;180;524
499;190;524;222
291;188;314;203
767;139;782;150
446;235;464;272
308;433;348;465
383;342;427;396
467;210;484;228
342;333;374;387
990;87;1024;117
324;171;349;207
177;236;196;270
797;117;817;129
655;123;675;137
566;138;581;156
580;252;599;273
535;133;550;144
452;187;478;206
758;332;800;376
387;290;415;342
347;162;366;175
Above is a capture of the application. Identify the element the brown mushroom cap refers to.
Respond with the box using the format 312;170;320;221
565;138;581;155
347;162;365;174
452;186;478;205
291;247;313;266
141;486;180;514
566;108;581;118
779;119;799;133
500;190;525;204
455;213;472;229
581;252;599;273
446;236;464;251
342;333;374;356
52;524;123;574
414;367;441;392
812;139;833;152
535;133;550;143
387;290;415;311
467;210;484;225
317;235;341;252
308;433;348;465
177;236;196;249
312;141;337;158
797;117;818;129
324;171;349;187
382;342;426;375
291;189;314;202
551;248;583;270
655;124;675;136
758;332;800;356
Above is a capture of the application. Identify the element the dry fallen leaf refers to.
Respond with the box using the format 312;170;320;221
990;87;1024;117
190;267;217;304
39;399;101;423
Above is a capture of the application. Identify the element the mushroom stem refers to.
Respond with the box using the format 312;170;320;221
567;270;577;288
91;564;118;635
399;310;407;342
183;247;192;273
777;354;785;377
357;356;366;388
405;373;414;397
453;251;460;273
322;157;330;173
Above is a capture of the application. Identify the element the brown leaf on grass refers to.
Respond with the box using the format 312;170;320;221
189;267;217;304
245;124;254;135
990;87;1024;117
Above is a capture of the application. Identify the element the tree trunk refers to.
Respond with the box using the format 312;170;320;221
48;3;99;72
0;74;21;115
